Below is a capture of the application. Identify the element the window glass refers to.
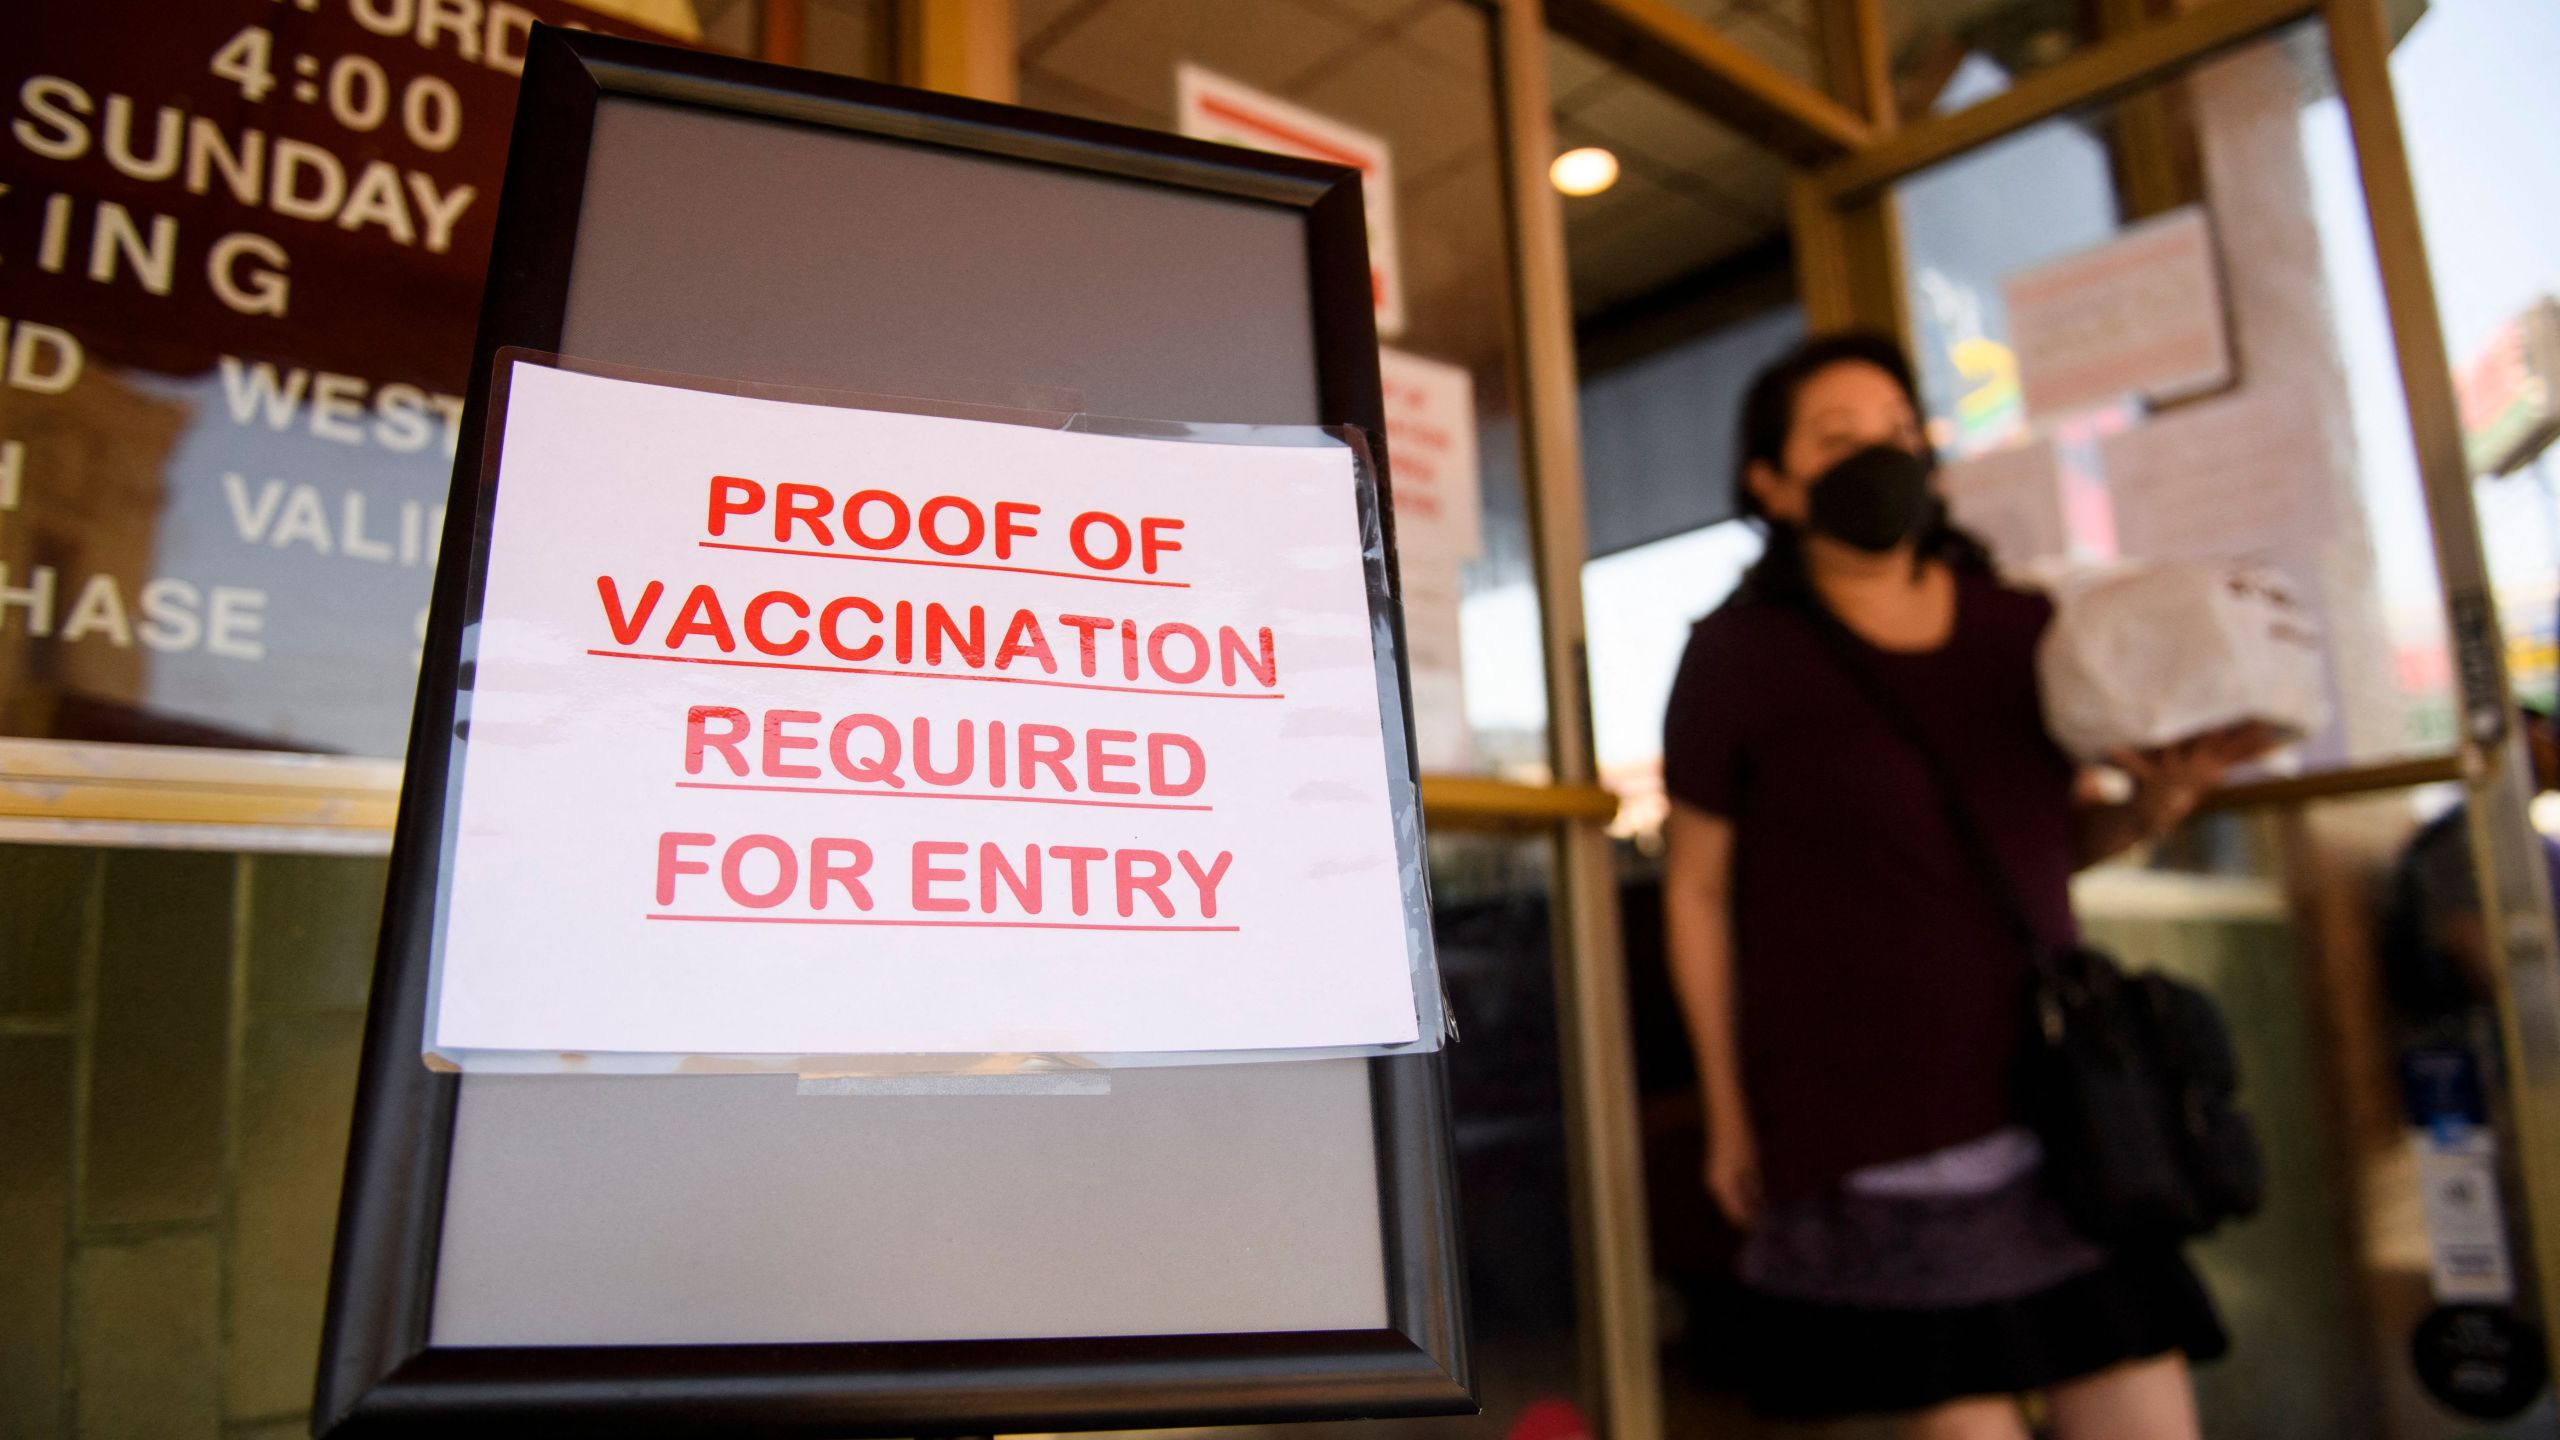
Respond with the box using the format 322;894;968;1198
0;0;883;760
1890;25;2455;767
1551;24;1798;824
1021;0;1549;778
1584;516;1762;834
1027;831;1588;1440
2384;0;2560;709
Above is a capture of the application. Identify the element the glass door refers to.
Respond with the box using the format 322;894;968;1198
1793;3;2560;1432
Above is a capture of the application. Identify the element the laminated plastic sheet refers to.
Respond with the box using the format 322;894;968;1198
421;353;1447;1075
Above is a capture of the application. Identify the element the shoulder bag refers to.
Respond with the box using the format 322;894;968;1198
1798;599;2264;1242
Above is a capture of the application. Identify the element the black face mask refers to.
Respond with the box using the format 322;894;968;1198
1804;444;1934;554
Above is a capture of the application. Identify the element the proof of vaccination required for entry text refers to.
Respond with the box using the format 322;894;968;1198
428;363;1422;1061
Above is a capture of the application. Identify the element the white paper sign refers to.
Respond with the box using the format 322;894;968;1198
2004;206;2232;422
1940;439;2067;571
1375;348;1479;772
2100;385;2336;559
1178;64;1404;340
1377;348;1482;564
1396;555;1473;772
427;364;1424;1061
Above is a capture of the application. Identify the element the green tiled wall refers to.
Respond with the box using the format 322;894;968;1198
0;844;387;1440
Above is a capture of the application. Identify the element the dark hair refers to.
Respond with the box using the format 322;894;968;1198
1730;329;1992;605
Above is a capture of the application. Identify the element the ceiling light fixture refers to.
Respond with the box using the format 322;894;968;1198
1549;146;1619;197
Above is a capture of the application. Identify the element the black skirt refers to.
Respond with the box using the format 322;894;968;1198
1735;1245;2229;1419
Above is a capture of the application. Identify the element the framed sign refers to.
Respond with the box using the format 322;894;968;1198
316;26;1469;1437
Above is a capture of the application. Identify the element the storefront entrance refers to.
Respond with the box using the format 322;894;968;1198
5;1;2557;1436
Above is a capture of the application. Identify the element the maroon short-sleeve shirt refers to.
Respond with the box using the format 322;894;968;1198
1661;571;2080;1203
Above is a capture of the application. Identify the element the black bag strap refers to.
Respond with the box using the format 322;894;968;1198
1794;598;2055;971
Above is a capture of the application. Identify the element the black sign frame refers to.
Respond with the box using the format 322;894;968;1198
314;25;1469;1438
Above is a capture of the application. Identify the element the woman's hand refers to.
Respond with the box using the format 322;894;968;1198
1704;1106;1763;1229
2109;720;2285;840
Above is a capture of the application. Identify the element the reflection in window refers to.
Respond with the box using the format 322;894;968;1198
1889;30;2454;768
1583;519;1762;838
1574;300;1802;829
1896;54;2118;462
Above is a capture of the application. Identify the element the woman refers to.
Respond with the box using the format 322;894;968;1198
1659;332;2266;1438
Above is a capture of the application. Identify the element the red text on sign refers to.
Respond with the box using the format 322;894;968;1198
683;706;1207;798
594;577;1278;690
654;832;1236;923
655;831;875;910
705;475;1186;575
910;841;1234;919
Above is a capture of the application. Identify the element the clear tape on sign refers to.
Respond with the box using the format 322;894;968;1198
415;351;1446;1078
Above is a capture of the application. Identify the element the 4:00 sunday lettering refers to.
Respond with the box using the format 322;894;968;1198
597;577;1278;690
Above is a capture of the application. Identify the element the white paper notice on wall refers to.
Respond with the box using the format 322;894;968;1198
1376;347;1480;771
1377;348;1482;564
2100;385;2336;560
1397;558;1474;772
1939;439;2068;572
2003;206;2232;423
1178;64;1405;340
424;362;1432;1069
